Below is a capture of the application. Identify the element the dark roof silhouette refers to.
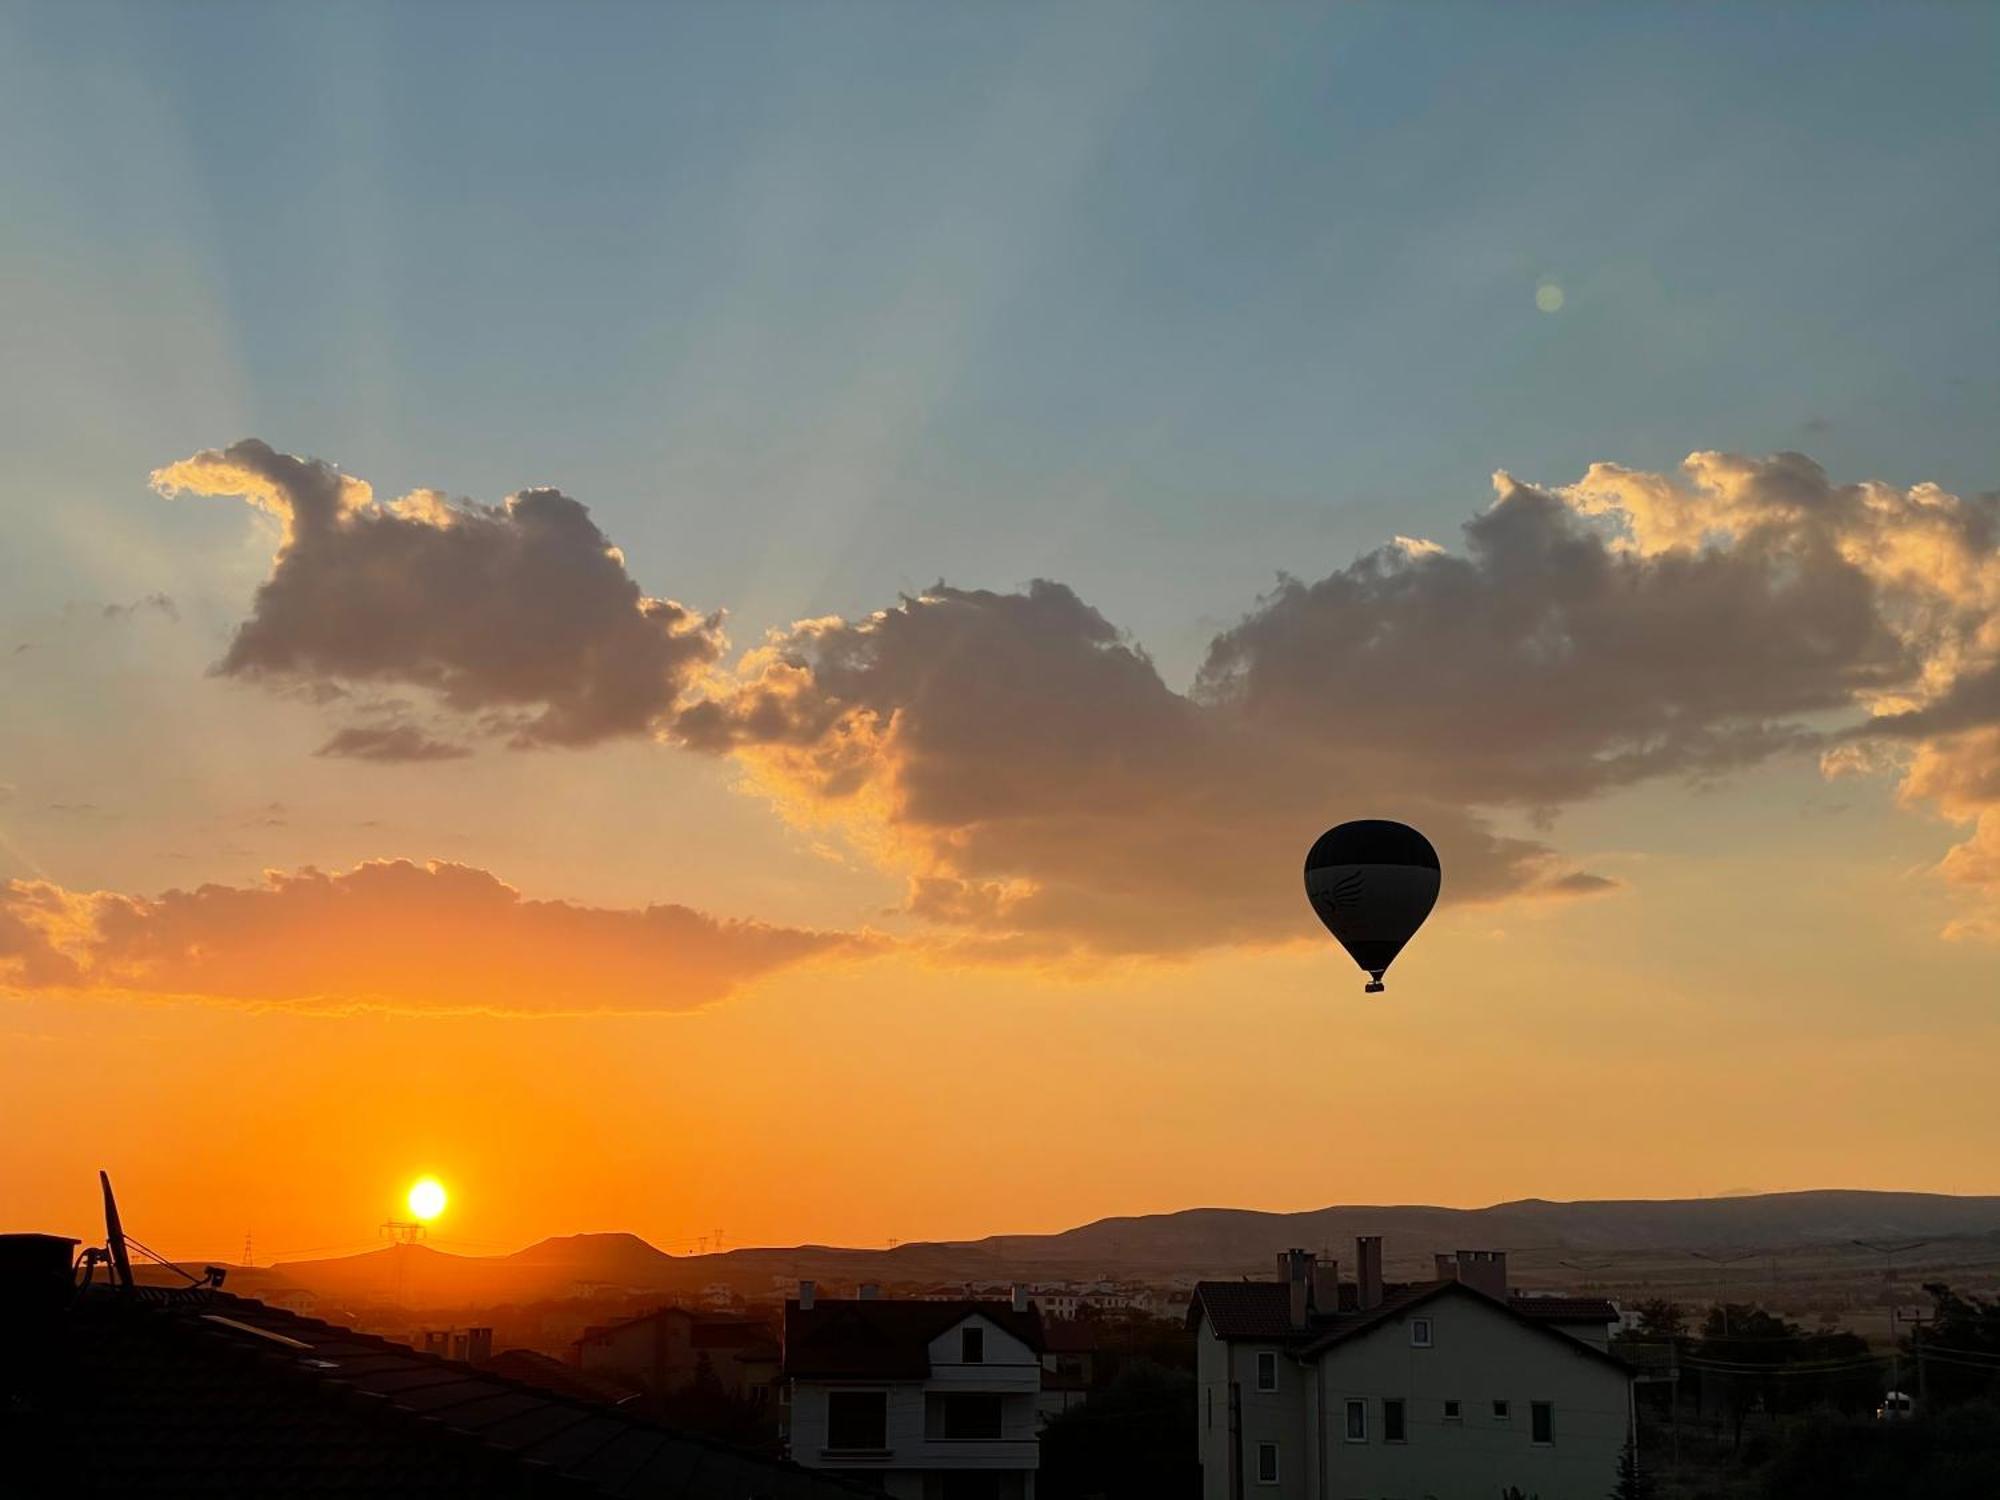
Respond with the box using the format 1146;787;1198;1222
576;1305;777;1354
1190;1279;1629;1373
18;1284;862;1497
784;1298;1044;1380
1510;1295;1620;1324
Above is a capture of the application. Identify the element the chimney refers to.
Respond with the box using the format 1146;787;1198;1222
1278;1249;1315;1329
1434;1253;1457;1282
0;1234;78;1315
1312;1258;1339;1314
1011;1284;1029;1314
1456;1250;1508;1301
859;1282;880;1300
798;1279;815;1311
1355;1236;1383;1310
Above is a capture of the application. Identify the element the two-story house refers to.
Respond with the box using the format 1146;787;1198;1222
574;1304;782;1406
785;1281;1046;1499
1191;1240;1631;1500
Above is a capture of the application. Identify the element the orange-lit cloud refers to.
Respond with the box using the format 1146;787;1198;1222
0;860;871;1013
148;441;2000;951
152;440;724;748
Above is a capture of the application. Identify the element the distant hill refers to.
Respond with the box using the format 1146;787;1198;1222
949;1190;2000;1272
247;1189;2000;1312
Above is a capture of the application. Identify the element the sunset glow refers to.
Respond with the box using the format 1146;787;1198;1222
1;1;1996;1276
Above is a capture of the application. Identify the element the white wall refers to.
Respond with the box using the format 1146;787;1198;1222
1314;1293;1629;1500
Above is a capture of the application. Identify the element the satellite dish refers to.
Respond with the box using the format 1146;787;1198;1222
1304;820;1441;993
100;1169;134;1290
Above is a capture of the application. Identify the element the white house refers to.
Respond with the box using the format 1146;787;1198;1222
1191;1241;1632;1500
785;1281;1045;1499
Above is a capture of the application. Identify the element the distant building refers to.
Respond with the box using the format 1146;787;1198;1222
1036;1317;1097;1426
0;1230;862;1497
575;1304;781;1405
420;1324;494;1365
785;1280;1046;1498
1190;1240;1631;1500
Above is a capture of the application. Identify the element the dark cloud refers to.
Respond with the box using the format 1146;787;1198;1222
98;593;179;623
315;724;473;763
1194;473;1908;807
677;451;2000;953
675;581;1605;957
0;860;872;1013
153;440;724;748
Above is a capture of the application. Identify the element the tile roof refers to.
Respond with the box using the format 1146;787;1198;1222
14;1284;864;1497
1191;1279;1629;1375
1298;1281;1631;1373
1510;1295;1619;1323
784;1299;1044;1380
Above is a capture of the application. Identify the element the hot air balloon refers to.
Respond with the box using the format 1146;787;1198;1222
1304;820;1440;993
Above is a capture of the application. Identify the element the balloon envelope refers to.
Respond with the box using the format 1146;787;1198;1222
1303;820;1440;991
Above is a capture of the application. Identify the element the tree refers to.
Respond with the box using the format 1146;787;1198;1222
1039;1359;1196;1500
1691;1305;1877;1447
1917;1283;2000;1405
1634;1298;1687;1339
1608;1440;1654;1500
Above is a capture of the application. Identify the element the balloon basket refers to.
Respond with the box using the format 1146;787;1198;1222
1364;981;1385;994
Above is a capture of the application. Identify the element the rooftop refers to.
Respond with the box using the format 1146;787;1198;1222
12;1282;862;1497
784;1297;1044;1380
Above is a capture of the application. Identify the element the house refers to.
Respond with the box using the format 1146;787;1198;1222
1036;1317;1098;1426
575;1303;782;1406
784;1280;1045;1499
0;1231;862;1497
1190;1240;1632;1500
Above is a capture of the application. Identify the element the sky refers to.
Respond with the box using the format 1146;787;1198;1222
3;1;1998;1266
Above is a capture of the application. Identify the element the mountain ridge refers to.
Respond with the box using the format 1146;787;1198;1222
234;1188;2000;1310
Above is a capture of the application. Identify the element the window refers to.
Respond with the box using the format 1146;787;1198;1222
1492;1399;1510;1421
1384;1398;1406;1443
1410;1317;1433;1348
937;1391;1003;1440
1531;1401;1553;1445
1443;1399;1461;1421
1255;1351;1278;1392
825;1390;887;1451
1256;1441;1279;1484
961;1325;984;1364
1344;1398;1368;1441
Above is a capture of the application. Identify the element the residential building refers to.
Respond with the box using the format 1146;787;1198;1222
1191;1240;1632;1500
1036;1318;1097;1426
785;1280;1045;1499
574;1303;782;1406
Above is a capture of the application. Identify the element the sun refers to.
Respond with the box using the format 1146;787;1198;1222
407;1177;447;1222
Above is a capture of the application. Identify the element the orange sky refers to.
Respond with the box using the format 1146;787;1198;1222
5;6;2000;1265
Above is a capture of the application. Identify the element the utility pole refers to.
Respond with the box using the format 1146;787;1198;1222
1854;1238;1928;1396
1688;1248;1759;1334
241;1230;254;1268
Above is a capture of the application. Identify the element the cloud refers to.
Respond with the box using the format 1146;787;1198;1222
675;451;2000;953
315;724;473;763
98;593;179;623
0;860;871;1014
152;440;724;748
673;581;1605;958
